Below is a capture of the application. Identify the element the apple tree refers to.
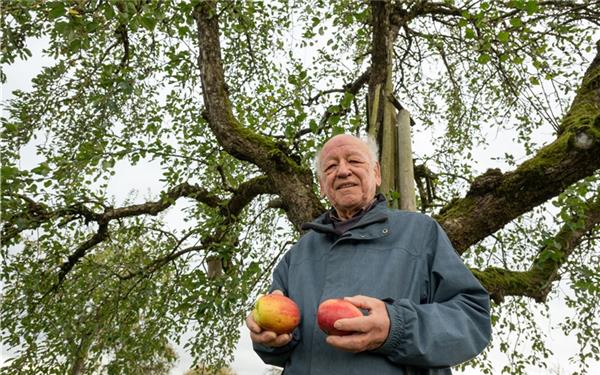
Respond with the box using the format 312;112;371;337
1;0;599;373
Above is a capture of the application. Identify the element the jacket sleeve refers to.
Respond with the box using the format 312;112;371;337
374;219;492;367
252;251;301;367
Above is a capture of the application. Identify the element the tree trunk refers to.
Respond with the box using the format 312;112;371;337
70;333;92;375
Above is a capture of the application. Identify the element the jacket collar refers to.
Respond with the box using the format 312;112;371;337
301;194;389;236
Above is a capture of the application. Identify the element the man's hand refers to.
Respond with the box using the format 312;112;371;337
325;295;390;352
246;290;294;348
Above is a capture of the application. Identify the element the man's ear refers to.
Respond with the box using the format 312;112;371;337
374;161;382;186
318;177;326;198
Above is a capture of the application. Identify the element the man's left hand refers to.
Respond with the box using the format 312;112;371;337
325;295;390;352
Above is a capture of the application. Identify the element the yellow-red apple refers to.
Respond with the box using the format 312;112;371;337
317;298;363;336
252;294;300;334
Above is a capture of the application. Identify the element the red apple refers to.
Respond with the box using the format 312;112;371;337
317;298;363;336
252;294;300;334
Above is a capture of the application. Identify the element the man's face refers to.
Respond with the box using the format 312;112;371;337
318;135;381;220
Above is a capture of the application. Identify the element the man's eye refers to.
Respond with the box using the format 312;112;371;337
349;160;362;164
325;164;336;172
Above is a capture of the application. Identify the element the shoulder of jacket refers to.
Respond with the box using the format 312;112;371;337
385;208;433;223
292;228;322;248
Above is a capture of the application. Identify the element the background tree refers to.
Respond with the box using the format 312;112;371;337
1;0;599;374
183;364;236;375
264;367;283;375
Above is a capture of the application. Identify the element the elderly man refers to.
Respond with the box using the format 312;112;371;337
246;134;491;374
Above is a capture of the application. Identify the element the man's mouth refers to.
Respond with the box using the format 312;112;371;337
336;183;357;190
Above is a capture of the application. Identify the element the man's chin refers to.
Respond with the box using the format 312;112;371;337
334;195;360;207
333;198;364;216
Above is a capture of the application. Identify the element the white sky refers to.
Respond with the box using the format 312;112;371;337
2;31;599;375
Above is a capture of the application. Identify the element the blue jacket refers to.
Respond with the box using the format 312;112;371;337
254;199;491;374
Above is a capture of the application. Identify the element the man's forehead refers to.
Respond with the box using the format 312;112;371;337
321;135;368;157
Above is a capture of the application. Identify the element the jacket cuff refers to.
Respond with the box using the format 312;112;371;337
373;301;404;356
252;327;300;366
253;341;293;354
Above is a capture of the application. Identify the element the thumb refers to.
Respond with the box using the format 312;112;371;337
271;289;284;296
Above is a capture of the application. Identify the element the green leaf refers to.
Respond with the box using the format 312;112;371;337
498;31;510;43
340;92;354;109
3;122;17;133
68;38;81;51
85;21;99;32
510;17;523;27
526;0;539;15
465;28;475;39
102;159;115;170
31;163;51;176
329;114;340;126
298;69;307;81
140;16;157;31
103;4;116;19
508;0;526;9
1;165;19;180
48;3;66;20
478;53;491;64
332;125;344;135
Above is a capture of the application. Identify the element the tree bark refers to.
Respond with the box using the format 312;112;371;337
473;191;600;303
436;44;600;253
192;1;600;303
367;0;391;140
193;1;324;230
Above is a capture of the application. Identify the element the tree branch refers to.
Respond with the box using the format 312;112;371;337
294;68;372;138
472;191;600;303
224;175;275;217
1;183;222;242
193;1;324;230
435;44;600;253
107;177;277;281
55;222;109;289
4;177;278;290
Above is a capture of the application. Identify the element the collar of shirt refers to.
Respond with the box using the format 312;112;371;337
329;193;385;234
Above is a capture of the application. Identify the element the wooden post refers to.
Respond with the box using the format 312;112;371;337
368;84;381;140
397;109;417;211
380;103;395;200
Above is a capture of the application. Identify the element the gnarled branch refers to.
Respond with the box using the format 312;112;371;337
436;44;600;253
1;182;221;242
193;1;324;229
473;191;600;303
4;177;277;290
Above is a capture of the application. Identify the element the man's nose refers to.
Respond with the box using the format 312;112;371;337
336;160;351;177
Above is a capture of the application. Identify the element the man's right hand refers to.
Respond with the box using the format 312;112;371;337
246;290;294;348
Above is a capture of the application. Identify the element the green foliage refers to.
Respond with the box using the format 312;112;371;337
1;216;179;374
1;0;599;373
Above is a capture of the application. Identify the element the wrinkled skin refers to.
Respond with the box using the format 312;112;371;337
318;135;382;220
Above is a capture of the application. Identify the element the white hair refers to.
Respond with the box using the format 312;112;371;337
313;135;379;179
